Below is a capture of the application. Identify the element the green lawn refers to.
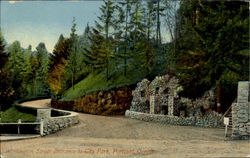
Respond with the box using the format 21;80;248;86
1;106;35;123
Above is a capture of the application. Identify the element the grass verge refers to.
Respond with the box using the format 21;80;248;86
1;106;35;123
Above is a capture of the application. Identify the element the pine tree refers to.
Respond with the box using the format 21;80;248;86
176;1;249;106
145;1;155;42
7;41;27;98
28;54;39;96
35;42;50;95
94;0;116;80
66;17;78;89
163;1;180;72
115;0;133;76
83;28;113;79
130;0;146;37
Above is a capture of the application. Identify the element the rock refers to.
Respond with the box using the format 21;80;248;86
107;99;112;105
107;93;112;99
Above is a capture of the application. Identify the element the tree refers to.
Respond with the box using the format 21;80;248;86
176;1;249;112
35;42;50;95
145;1;155;42
163;1;179;42
0;30;13;110
7;41;28;98
66;17;78;89
83;29;104;69
75;23;93;81
22;45;35;96
115;0;133;76
48;35;71;95
0;30;7;69
130;0;146;36
95;0;116;80
83;28;113;80
80;23;92;47
27;54;39;96
143;40;154;77
163;1;180;71
155;0;162;45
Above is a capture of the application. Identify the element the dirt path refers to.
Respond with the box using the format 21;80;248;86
1;99;249;158
20;99;51;108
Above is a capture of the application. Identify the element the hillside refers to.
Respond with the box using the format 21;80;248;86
61;52;169;101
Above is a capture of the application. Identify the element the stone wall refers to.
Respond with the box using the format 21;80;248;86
37;109;51;119
17;103;79;136
38;109;79;136
128;74;223;127
130;74;217;117
232;81;250;140
125;110;223;128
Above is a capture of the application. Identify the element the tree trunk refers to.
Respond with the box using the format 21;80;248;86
124;58;127;76
124;1;129;76
217;84;222;113
72;73;74;90
157;0;161;45
147;8;150;42
106;59;109;81
32;78;35;96
105;3;109;81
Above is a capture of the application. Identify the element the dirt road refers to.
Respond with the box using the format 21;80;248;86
1;99;249;158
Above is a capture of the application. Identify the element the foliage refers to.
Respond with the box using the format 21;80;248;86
83;29;114;80
54;86;132;115
0;38;51;103
0;30;8;69
0;30;13;110
34;43;50;96
47;35;71;95
95;0;117;80
65;17;79;89
62;65;143;101
6;41;28;98
25;53;39;96
175;1;249;98
52;0;172;100
62;47;168;101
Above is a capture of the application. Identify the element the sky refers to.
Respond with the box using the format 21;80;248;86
0;1;103;52
1;0;171;53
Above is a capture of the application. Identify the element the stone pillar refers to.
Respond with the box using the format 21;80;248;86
150;95;155;114
232;81;250;140
168;95;174;116
37;108;51;120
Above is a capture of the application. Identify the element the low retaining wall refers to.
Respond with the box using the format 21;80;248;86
125;110;223;128
39;109;79;136
16;100;79;136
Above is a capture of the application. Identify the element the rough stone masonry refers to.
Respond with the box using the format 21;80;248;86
36;108;79;136
232;81;250;140
127;74;223;128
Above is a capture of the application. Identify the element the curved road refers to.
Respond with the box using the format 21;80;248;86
1;99;249;158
